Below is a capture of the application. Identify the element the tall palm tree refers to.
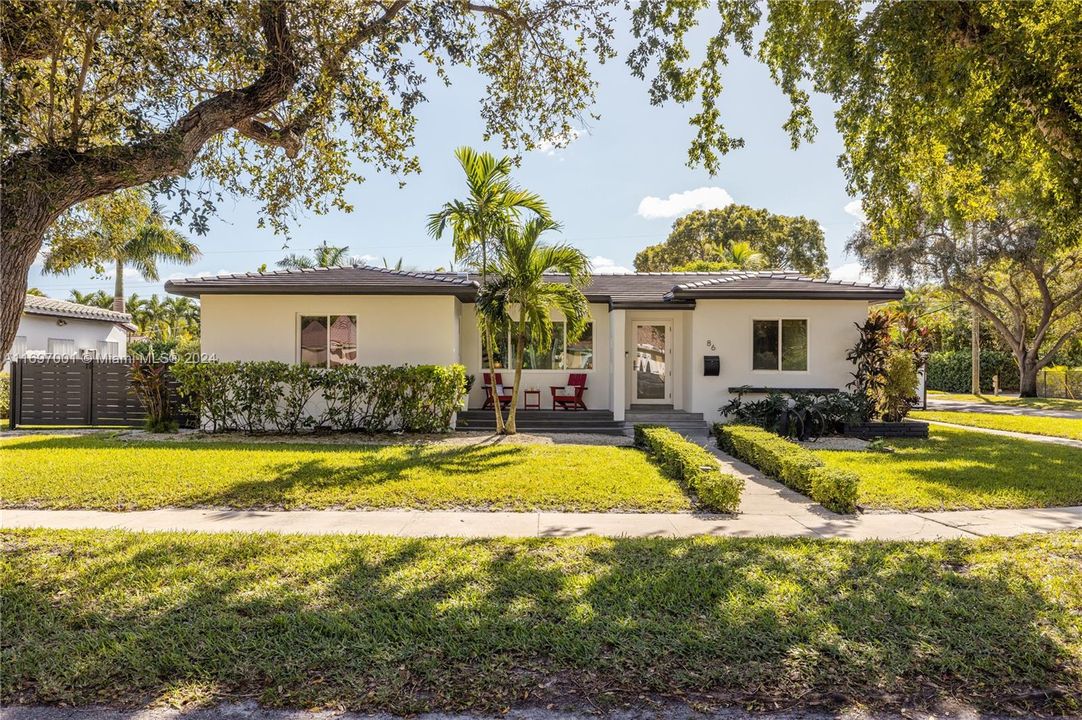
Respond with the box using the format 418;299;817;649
477;218;591;434
44;190;200;313
276;241;350;270
427;147;550;432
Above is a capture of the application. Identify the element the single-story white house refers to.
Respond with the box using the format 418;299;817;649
166;266;902;423
6;295;134;367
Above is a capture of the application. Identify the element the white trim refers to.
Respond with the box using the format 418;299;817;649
632;320;673;403
750;317;810;374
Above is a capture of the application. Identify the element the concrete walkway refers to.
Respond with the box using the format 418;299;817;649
926;396;1082;419
921;418;1082;449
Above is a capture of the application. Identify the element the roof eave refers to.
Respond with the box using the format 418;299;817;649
670;288;905;301
164;280;477;300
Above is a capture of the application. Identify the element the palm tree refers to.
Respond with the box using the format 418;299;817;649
44;190;199;313
277;241;350;270
162;296;200;338
69;289;113;309
725;241;766;270
478;218;591;434
427;146;550;432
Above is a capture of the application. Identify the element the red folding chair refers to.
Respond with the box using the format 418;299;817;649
481;372;513;409
550;373;588;410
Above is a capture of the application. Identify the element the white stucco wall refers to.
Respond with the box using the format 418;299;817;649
688;299;871;422
459;303;611;410
12;314;128;359
199;294;460;366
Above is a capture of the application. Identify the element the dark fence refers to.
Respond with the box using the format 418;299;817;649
8;358;188;429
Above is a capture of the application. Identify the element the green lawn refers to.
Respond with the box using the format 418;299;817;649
928;391;1082;412
0;435;689;512
3;529;1080;714
817;427;1082;511
912;410;1082;441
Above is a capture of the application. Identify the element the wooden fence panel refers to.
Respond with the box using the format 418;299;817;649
9;358;191;429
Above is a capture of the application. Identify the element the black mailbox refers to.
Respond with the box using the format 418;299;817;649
704;355;720;376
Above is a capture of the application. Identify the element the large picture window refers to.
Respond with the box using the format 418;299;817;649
299;315;357;368
484;321;594;370
752;319;808;371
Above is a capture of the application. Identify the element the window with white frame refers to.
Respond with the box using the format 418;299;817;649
299;315;358;368
47;338;76;356
10;336;27;358
485;321;594;370
96;340;119;357
752;319;808;371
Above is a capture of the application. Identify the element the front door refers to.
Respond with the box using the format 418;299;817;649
632;322;672;403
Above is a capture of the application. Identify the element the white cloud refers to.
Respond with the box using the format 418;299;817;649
590;256;633;275
843;198;866;222
829;262;875;284
535;128;582;155
637;187;734;220
103;267;143;281
350;254;379;267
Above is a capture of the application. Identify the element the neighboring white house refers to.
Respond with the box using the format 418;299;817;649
7;295;134;366
165;266;903;423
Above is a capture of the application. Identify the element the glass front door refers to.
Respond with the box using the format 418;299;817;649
633;323;670;402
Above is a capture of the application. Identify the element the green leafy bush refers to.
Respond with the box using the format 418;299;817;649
0;371;9;420
714;423;859;513
926;350;1019;392
635;425;743;512
173;361;467;434
129;358;177;432
881;351;918;421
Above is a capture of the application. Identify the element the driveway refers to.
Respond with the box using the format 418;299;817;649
925;396;1082;419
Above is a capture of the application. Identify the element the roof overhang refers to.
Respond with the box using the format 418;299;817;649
165;281;477;300
666;288;905;302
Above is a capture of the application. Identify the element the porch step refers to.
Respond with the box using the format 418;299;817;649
621;409;711;437
456;409;624;435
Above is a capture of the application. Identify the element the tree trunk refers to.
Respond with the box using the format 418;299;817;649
970;312;980;395
1;207;59;360
481;321;506;434
506;319;527;435
113;258;125;313
1019;356;1040;397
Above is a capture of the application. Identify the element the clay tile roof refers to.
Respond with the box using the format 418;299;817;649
23;295;133;323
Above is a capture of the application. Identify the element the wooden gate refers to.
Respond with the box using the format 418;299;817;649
8;358;179;429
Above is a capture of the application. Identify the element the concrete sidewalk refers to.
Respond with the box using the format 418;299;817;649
5;504;1079;541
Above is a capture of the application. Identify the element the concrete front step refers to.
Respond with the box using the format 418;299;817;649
624;413;706;423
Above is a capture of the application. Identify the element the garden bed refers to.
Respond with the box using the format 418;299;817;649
843;419;929;439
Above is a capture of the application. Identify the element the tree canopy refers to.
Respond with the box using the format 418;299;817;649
633;206;827;275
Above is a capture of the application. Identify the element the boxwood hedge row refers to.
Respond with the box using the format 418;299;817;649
634;425;744;513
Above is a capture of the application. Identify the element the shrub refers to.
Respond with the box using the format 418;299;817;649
129;358;177;432
881;351;918;421
808;466;860;514
173;361;467;434
713;423;859;513
636;425;743;513
926;350;1020;392
0;371;9;420
721;389;870;438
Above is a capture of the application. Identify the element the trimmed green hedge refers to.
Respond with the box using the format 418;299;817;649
173;361;467;434
714;423;859;513
926;350;1019;393
635;425;743;513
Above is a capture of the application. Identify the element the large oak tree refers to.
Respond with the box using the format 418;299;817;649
633;206;828;275
4;1;1081;360
0;0;618;356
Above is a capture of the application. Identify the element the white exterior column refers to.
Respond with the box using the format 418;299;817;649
609;308;626;421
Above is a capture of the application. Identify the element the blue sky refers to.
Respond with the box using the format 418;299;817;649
28;23;869;301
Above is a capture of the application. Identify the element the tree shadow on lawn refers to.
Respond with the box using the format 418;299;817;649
835;430;1082;509
3;531;1079;714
